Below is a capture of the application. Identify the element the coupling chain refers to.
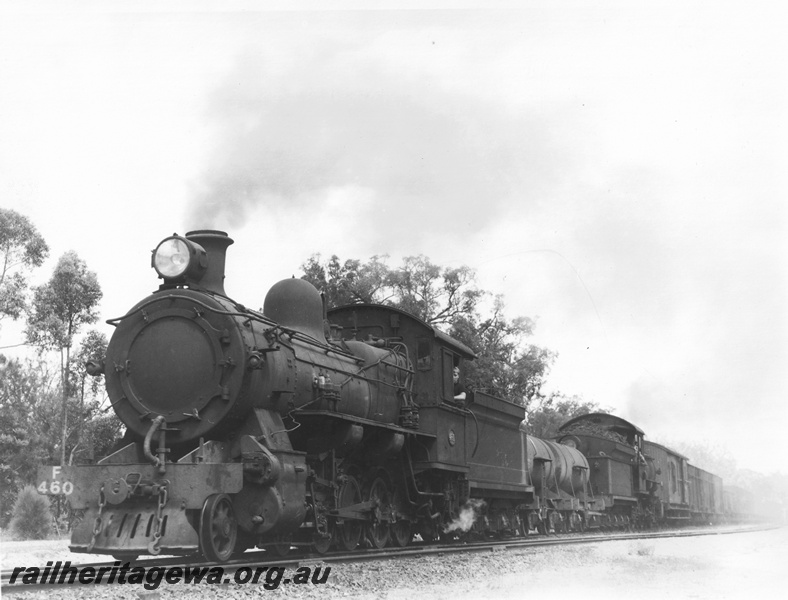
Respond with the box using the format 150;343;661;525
87;485;107;552
148;483;169;555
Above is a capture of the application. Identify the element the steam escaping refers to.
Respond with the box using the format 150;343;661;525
444;499;486;534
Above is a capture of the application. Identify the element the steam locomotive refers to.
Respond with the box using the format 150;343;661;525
37;230;735;562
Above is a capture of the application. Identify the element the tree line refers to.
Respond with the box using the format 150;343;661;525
0;208;119;529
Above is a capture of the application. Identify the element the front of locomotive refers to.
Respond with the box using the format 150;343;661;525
45;230;299;562
104;230;253;447
39;230;414;561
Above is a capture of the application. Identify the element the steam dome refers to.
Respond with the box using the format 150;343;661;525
263;278;326;342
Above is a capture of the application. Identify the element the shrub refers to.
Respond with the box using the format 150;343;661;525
9;485;53;540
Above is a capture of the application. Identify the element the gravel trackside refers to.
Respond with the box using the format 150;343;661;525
2;526;785;599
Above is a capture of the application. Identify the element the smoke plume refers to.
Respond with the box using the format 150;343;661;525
187;40;568;248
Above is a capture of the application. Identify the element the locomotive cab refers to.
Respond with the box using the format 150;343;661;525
557;413;657;527
328;304;535;538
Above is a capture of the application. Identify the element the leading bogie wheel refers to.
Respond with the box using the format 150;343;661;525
200;493;238;563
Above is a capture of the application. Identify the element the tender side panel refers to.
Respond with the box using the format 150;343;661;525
466;391;530;495
589;456;635;499
415;405;469;471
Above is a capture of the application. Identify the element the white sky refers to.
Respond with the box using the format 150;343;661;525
1;1;785;473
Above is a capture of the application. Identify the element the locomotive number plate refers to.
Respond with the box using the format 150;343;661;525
37;466;74;496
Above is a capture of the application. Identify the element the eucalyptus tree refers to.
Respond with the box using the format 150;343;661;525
0;208;49;328
26;251;102;465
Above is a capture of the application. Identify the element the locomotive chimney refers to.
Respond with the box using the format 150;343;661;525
185;230;234;296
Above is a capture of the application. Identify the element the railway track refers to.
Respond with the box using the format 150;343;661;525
1;524;772;595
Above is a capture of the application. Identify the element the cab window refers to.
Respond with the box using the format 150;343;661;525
417;339;432;370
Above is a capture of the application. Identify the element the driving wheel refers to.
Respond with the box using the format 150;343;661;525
364;477;391;549
337;476;362;551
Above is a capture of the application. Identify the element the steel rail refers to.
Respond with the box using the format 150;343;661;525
1;524;777;594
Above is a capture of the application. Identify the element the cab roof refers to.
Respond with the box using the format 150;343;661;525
329;303;476;359
559;412;645;436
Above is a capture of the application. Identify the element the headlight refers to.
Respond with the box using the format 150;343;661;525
154;237;191;278
152;235;207;283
